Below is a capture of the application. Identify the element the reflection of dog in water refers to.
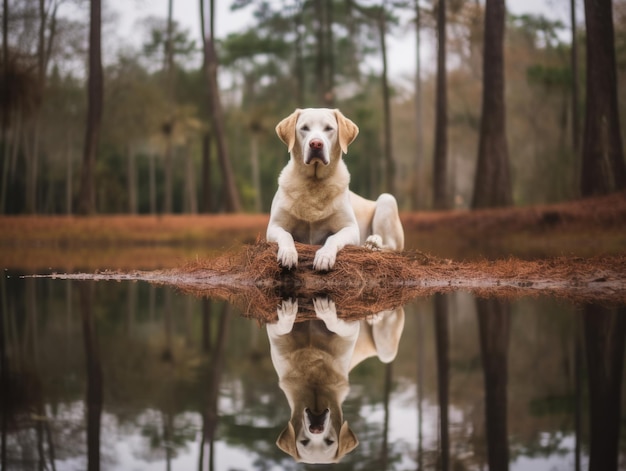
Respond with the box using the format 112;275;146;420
267;297;405;463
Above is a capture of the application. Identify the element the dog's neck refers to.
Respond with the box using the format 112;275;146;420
278;157;350;221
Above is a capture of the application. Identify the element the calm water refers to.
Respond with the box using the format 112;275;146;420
1;273;625;470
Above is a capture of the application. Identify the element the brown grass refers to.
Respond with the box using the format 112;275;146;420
2;192;625;269
45;241;626;324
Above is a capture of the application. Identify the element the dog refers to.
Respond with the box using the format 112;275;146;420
266;108;405;270
266;108;406;462
268;297;405;463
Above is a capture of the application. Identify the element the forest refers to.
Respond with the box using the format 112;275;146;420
1;0;625;215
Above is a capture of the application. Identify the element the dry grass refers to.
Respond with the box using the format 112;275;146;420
46;241;626;324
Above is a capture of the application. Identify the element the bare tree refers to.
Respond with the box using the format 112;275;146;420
163;0;175;213
581;0;625;196
471;0;512;208
413;0;424;209
378;2;395;195
570;0;580;155
433;0;448;209
200;0;241;212
1;0;9;213
77;0;103;214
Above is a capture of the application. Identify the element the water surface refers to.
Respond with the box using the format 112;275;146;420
2;271;624;470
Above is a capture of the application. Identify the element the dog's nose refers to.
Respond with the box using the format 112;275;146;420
309;139;324;150
306;408;329;434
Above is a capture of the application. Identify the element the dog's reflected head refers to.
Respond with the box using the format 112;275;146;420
277;407;358;464
276;108;359;167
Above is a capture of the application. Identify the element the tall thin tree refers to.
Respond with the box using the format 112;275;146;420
1;0;9;214
413;0;424;210
378;2;395;195
163;0;175;213
570;0;580;155
433;0;448;209
200;0;241;212
77;0;103;214
581;0;626;196
471;0;512;209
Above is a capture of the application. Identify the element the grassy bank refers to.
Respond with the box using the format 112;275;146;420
1;192;625;271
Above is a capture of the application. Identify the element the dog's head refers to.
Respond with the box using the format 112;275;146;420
276;407;358;464
276;108;359;167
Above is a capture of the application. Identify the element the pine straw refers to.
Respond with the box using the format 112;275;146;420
45;241;626;323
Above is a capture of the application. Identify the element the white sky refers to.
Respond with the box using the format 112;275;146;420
102;0;575;80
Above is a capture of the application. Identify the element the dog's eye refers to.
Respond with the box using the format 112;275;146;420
300;125;309;132
324;126;334;132
300;439;310;446
325;439;335;446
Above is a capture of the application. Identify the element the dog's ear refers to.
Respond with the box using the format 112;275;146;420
276;422;300;460
334;109;359;155
336;421;359;459
276;109;301;153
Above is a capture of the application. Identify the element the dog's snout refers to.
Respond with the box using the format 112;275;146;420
306;408;329;434
309;139;324;150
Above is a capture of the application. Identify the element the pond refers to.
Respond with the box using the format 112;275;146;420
2;265;625;470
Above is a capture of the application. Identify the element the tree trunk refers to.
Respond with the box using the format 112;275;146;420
66;131;73;214
311;0;335;106
472;0;512;209
149;154;156;214
79;283;102;471
434;294;449;471
294;4;305;105
583;305;625;471
379;4;395;196
77;0;103;215
201;132;212;213
184;144;197;214
163;0;175;214
581;0;626;196
570;0;580;155
127;144;137;214
433;0;448;209
201;0;241;213
250;132;261;213
1;0;8;214
476;298;510;471
413;0;423;210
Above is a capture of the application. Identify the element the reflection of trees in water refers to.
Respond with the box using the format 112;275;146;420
2;280;626;469
476;297;510;471
583;304;625;471
434;293;450;471
79;282;102;471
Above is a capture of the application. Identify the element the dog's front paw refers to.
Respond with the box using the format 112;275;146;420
274;299;298;335
365;235;383;251
313;247;336;271
313;297;337;320
314;297;359;337
277;245;298;269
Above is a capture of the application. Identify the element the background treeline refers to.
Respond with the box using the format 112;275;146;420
1;0;625;214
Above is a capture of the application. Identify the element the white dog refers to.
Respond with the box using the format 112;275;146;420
267;108;404;270
267;297;405;463
267;297;360;463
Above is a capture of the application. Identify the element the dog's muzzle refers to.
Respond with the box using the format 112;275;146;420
305;139;329;165
306;408;329;434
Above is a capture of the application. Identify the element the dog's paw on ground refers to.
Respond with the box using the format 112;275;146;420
364;235;383;251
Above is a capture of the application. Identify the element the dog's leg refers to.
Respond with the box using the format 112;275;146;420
313;297;360;338
368;307;405;363
313;225;360;271
268;299;298;337
366;193;404;251
267;224;299;269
